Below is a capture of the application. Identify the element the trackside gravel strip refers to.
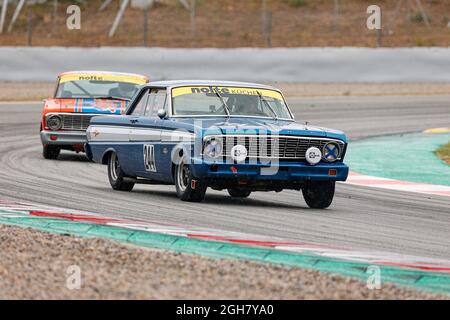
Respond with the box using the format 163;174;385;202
0;199;449;295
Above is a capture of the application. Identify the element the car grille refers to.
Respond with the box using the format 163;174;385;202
60;114;95;131
210;135;345;161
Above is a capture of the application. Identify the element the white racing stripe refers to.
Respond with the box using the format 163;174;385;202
87;125;194;143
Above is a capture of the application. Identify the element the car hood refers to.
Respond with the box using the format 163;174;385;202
174;117;347;142
45;98;129;115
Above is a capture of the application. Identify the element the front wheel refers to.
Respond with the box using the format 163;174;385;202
302;181;335;209
227;189;251;198
107;152;134;191
174;156;207;202
42;145;60;160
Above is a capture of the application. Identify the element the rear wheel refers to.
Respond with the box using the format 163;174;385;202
107;152;134;191
174;155;207;202
42;145;60;160
302;181;335;209
227;188;251;198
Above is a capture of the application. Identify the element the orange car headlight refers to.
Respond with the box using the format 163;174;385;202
46;115;62;131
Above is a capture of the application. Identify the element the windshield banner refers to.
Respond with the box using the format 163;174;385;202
172;86;284;101
59;73;148;85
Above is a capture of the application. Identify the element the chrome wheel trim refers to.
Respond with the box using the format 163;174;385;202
177;158;189;192
110;153;119;181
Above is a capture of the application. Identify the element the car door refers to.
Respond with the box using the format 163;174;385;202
129;89;160;143
146;88;173;179
117;87;152;176
130;88;168;180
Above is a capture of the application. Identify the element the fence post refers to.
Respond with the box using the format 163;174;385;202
261;0;266;40
190;0;196;36
376;29;382;47
27;5;33;46
51;0;58;37
143;5;148;47
333;0;339;33
265;11;272;47
261;0;272;47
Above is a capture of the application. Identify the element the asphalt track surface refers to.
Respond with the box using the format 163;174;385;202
1;95;449;259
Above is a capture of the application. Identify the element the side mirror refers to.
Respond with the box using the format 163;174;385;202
157;109;167;119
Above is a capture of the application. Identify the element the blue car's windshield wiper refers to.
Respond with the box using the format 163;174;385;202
214;91;231;119
257;91;278;120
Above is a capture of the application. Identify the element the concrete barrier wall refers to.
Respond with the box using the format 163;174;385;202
1;47;449;83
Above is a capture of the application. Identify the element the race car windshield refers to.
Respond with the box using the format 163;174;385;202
172;86;292;119
56;80;141;100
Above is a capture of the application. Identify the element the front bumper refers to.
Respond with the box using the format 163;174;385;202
40;130;87;146
190;159;349;183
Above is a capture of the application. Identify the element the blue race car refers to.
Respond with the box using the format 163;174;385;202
86;81;349;208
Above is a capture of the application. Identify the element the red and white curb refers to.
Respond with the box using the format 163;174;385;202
344;172;450;197
1;199;450;274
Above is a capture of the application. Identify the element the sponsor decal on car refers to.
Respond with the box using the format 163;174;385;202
172;86;284;100
59;73;148;85
57;98;127;114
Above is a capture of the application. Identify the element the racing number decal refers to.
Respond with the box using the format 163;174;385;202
144;144;156;172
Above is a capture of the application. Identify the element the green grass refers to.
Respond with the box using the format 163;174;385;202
413;10;431;24
435;141;450;165
285;0;307;8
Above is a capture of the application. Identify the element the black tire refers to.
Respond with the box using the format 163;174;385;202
302;181;335;209
174;155;207;202
42;145;60;160
227;188;251;198
107;152;135;191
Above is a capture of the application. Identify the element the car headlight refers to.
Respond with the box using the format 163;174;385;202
46;115;62;131
204;137;223;159
323;142;341;162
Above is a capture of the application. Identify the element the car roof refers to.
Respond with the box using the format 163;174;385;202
146;80;280;91
58;70;149;80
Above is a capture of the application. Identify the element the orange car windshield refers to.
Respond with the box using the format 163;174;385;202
56;80;141;100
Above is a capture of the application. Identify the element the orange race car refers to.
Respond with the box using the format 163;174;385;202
40;71;149;159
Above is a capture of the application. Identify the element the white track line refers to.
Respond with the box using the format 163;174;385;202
345;172;450;197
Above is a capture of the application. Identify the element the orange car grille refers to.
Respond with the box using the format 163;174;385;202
61;114;95;131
